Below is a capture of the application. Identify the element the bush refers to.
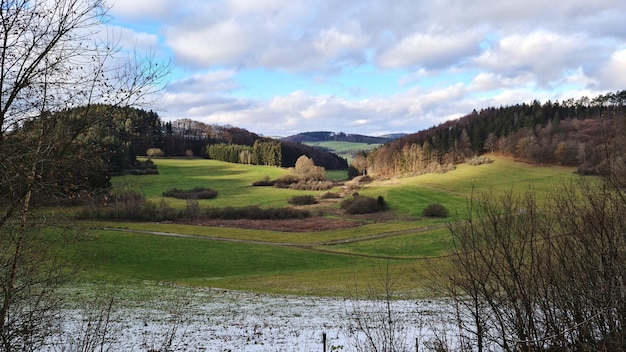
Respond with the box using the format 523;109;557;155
79;191;178;222
321;192;341;199
184;199;201;219
288;180;335;191
288;195;318;205
146;148;164;159
466;155;494;166
422;203;449;218
274;174;300;188
341;194;388;214
111;159;159;176
163;187;218;199
294;155;326;181
251;176;274;186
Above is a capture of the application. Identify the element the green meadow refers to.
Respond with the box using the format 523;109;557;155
304;141;381;163
304;141;382;152
68;156;581;296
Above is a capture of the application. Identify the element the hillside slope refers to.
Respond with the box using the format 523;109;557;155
366;90;626;178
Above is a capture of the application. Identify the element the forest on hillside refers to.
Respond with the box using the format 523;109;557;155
170;118;348;170
2;105;348;204
363;90;626;178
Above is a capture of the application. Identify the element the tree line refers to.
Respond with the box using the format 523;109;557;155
365;90;626;177
206;140;282;166
4;104;349;204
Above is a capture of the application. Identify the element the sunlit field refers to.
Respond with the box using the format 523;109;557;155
68;156;580;296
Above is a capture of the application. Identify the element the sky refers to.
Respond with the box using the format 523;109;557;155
107;0;626;137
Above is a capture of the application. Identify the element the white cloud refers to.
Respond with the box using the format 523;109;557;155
107;0;625;136
467;72;536;93
108;0;179;20
104;26;160;52
378;31;483;69
597;49;626;90
313;28;366;58
167;70;239;93
474;31;600;85
165;20;256;68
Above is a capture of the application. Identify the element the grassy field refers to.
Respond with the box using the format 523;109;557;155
304;140;381;163
361;157;577;218
67;155;581;296
113;158;309;208
304;141;382;152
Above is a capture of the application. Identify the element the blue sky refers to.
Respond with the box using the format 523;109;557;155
107;0;626;137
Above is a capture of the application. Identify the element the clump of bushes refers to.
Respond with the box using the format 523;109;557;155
272;174;300;188
253;175;335;191
422;203;449;218
251;176;274;186
163;187;218;199
288;180;335;191
79;191;177;221
321;192;341;199
340;194;388;214
113;159;159;176
288;195;317;205
146;148;164;159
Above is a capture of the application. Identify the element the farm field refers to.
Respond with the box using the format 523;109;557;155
69;156;580;296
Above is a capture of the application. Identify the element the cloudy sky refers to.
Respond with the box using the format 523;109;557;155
108;0;626;137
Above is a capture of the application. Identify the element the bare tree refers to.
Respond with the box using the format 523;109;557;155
349;260;413;352
445;177;626;350
294;155;326;181
0;0;169;349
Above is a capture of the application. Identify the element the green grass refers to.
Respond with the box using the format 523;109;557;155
113;158;350;208
67;155;584;296
326;169;348;181
72;230;354;280
305;141;382;152
304;141;381;163
114;158;299;208
66;229;415;295
319;227;452;258
94;220;424;245
359;156;578;218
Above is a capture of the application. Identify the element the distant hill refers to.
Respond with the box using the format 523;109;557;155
282;131;404;144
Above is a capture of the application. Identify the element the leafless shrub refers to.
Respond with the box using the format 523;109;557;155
348;261;413;352
444;178;626;351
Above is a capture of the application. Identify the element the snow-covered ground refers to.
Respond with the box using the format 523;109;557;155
47;285;459;351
